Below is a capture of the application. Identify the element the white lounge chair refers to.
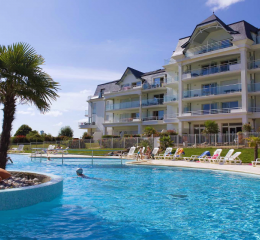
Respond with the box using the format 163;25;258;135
122;147;136;159
225;152;242;165
215;149;234;164
9;145;25;153
184;151;210;162
154;147;173;160
172;148;184;160
143;147;159;160
252;158;260;167
199;149;222;163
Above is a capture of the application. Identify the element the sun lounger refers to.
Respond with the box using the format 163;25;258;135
225;152;242;165
252;158;260;167
143;147;159;160
172;148;185;160
215;149;234;164
122;146;136;159
184;151;210;162
154;147;173;160
9;145;25;153
199;149;222;163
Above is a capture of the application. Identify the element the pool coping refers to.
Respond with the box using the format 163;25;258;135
127;160;260;176
0;170;63;211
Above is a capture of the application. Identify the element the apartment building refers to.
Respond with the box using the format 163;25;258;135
79;14;260;138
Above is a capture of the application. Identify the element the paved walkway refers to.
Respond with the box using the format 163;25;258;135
128;160;260;175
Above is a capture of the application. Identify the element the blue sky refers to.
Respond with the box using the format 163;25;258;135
0;0;259;137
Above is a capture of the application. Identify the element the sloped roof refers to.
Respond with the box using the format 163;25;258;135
116;67;144;85
142;69;165;77
93;80;120;97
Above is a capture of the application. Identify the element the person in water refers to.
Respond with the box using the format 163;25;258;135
76;168;105;181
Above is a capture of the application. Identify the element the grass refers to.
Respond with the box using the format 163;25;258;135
10;144;257;163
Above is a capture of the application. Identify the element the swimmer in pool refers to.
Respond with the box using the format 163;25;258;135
76;168;105;181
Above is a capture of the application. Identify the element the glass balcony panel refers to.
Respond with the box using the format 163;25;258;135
106;101;140;110
164;95;178;102
248;59;260;69
142;98;164;106
248;82;260;92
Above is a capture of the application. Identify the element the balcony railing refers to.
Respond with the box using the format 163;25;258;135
183;107;242;116
78;122;96;127
142;98;164;106
105;117;140;123
164;95;178;103
106;101;140;111
249;107;260;112
142;82;165;90
248;59;260;70
248;82;260;92
165;76;179;84
143;116;164;121
183;83;241;99
184;38;233;57
164;113;179;119
182;61;240;79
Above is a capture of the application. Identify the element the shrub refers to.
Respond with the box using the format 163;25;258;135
123;134;141;137
82;132;93;139
243;123;252;132
159;135;174;150
143;127;157;137
102;135;120;138
26;131;43;142
138;139;153;149
202;120;219;134
11;135;29;143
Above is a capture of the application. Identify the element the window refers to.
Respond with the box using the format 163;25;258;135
222;101;238;109
153;77;164;87
99;89;105;98
132;82;141;88
153;110;164;120
121;83;130;90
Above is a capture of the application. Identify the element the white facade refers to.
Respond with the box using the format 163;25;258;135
79;14;260;136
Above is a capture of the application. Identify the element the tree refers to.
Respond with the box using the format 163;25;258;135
26;130;43;142
14;124;32;136
82;132;92;139
143;126;157;137
0;43;59;169
243;123;252;133
247;136;260;161
159;135;174;150
58;126;73;138
202;120;219;134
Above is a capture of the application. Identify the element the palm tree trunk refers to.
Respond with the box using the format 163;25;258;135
0;95;16;169
255;144;258;161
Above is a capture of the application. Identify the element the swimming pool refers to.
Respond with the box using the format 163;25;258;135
1;155;260;239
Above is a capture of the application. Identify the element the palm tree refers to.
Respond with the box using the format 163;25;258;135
0;43;59;169
247;136;260;161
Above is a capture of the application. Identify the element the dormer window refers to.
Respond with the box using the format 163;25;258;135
99;89;105;98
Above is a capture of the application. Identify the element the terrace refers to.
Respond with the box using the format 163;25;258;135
106;101;140;111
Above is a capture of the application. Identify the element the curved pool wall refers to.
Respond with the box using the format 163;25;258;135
0;171;63;211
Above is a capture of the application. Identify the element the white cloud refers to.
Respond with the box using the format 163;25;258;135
206;0;245;11
17;109;35;116
43;66;121;82
53;122;63;126
44;110;63;117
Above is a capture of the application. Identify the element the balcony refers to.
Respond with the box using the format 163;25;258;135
182;61;241;80
165;76;179;85
142;98;164;107
164;95;178;103
142;82;165;90
105;85;142;95
249;107;260;112
143;116;164;121
78;122;96;129
104;117;141;124
106;101;140;111
183;107;242;116
183;83;241;99
248;82;260;92
164;113;179;120
248;59;260;70
184;38;233;57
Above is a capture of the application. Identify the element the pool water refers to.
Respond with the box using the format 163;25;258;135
1;155;260;239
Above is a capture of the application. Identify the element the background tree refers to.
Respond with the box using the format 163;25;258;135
143;126;157;137
243;123;252;133
58;126;73;138
247;136;260;161
202;120;219;134
26;130;43;142
14;124;32;136
0;43;59;169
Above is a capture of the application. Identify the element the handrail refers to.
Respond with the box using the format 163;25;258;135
164;95;178;102
183;60;240;78
183;107;242;115
106;101;140;110
183;83;241;98
105;118;140;123
185;38;233;57
142;98;164;106
248;59;260;69
78;122;95;126
142;82;165;90
143;116;164;121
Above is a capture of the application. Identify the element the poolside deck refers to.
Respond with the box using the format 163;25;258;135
128;160;260;176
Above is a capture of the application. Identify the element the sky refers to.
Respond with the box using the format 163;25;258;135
0;0;259;137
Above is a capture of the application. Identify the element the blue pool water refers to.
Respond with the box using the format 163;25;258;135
1;155;260;239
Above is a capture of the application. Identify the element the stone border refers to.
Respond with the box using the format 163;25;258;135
0;171;63;211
